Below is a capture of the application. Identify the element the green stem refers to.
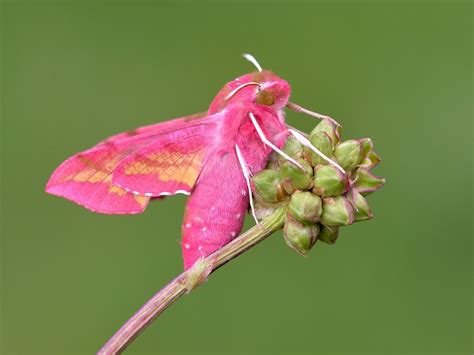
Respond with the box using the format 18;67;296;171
97;207;286;355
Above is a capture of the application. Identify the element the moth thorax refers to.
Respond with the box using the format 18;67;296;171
255;90;276;106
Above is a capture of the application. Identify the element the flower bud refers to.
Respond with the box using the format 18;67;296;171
313;165;348;197
281;158;313;193
358;138;373;157
351;190;373;222
354;168;385;195
288;191;322;224
360;150;381;169
334;140;364;171
357;138;381;169
320;196;354;226
282;135;304;160
283;216;319;256
309;118;341;145
266;152;281;170
305;131;334;166
252;170;286;203
318;224;339;244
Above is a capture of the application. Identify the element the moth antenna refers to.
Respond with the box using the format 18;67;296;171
287;102;341;127
242;53;263;72
288;128;346;174
249;112;304;170
235;144;260;226
225;82;261;100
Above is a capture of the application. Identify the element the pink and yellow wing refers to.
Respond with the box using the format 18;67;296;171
46;113;219;214
46;142;151;214
112;125;213;196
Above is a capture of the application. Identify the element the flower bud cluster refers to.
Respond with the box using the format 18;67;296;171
252;118;385;256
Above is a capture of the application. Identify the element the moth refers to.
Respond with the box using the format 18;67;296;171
46;54;340;269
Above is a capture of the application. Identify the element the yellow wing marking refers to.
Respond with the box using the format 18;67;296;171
123;150;205;186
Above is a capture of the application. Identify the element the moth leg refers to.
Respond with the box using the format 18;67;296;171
285;124;307;137
235;144;260;226
287;102;340;127
249;112;304;170
288;128;346;174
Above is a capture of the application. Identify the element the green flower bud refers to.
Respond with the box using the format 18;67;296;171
281;158;313;193
309;118;341;145
358;138;373;157
318;224;339;244
357;138;381;169
320;196;355;226
305;131;334;166
354;168;385;195
360;150;381;169
313;165;348;197
351;190;373;222
266;152;281;170
282;135;304;160
334;140;364;171
288;191;322;224
252;170;287;203
283;216;319;256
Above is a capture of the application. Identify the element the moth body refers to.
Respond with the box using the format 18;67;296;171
182;103;288;269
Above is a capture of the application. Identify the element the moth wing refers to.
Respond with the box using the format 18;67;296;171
112;120;216;196
46;113;219;214
98;112;207;145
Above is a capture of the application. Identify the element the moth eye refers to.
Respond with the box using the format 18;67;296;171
255;90;276;106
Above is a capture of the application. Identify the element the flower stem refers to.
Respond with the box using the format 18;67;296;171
97;207;286;355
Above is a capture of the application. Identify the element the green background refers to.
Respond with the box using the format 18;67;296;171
1;1;472;354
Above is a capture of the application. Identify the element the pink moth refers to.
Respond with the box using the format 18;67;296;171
46;54;340;269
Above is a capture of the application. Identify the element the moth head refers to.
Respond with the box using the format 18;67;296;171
215;72;290;110
255;79;290;110
207;54;291;113
242;54;290;109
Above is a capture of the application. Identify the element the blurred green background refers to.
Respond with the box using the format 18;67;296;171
1;1;472;354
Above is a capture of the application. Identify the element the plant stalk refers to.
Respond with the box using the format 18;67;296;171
97;207;286;355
